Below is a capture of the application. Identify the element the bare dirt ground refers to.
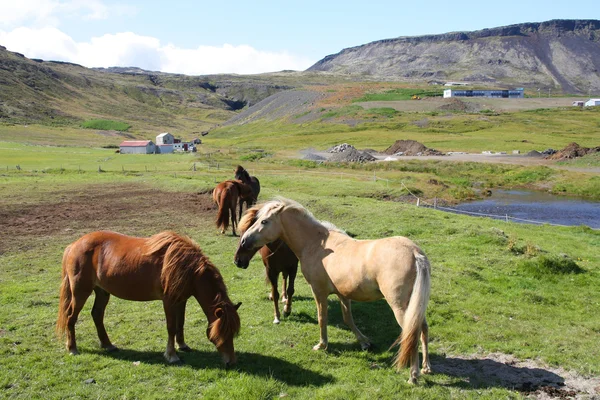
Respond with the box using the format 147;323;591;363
0;184;216;254
358;97;585;113
1;183;599;398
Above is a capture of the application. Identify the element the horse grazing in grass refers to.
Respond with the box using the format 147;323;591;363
234;165;260;217
57;230;241;366
213;180;254;236
234;198;431;384
239;215;298;324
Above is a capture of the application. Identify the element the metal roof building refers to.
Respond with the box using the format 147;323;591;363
119;140;156;154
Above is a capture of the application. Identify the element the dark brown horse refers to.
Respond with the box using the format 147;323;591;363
213;180;253;236
234;165;260;217
239;211;298;324
57;230;241;366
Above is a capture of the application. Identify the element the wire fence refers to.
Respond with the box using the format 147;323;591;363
3;161;587;228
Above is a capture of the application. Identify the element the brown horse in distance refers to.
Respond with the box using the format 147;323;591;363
213;180;254;236
234;165;260;218
57;230;241;366
239;215;298;324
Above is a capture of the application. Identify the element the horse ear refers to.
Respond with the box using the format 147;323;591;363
214;307;224;318
234;302;242;310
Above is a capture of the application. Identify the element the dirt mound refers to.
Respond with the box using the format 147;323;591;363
303;153;326;161
328;148;376;163
547;142;600;160
384;139;444;156
526;150;544;157
437;98;480;113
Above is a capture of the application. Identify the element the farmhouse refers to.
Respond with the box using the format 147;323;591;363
585;98;600;107
156;132;174;145
443;88;524;99
119;140;155;154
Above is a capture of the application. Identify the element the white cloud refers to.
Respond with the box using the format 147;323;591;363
0;27;315;74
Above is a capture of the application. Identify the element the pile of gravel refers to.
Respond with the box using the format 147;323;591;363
384;139;444;156
302;153;326;161
526;150;543;157
328;148;376;163
328;143;356;153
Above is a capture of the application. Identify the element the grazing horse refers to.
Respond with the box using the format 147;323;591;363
239;211;299;324
234;165;260;217
213;180;253;236
234;198;431;384
57;230;241;366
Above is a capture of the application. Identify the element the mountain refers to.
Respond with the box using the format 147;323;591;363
0;45;295;131
307;20;600;94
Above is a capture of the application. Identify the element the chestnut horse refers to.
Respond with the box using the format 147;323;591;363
234;165;260;217
234;198;431;384
212;180;254;236
57;230;241;366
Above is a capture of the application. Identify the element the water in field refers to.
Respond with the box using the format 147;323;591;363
449;189;600;229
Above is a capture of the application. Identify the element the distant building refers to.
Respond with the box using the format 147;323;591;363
156;144;174;154
443;88;524;99
584;98;600;107
572;101;585;107
156;132;174;145
444;82;470;86
119;140;155;154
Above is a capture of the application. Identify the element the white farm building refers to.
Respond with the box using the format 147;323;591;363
585;99;600;107
119;140;156;154
156;132;174;145
443;88;524;99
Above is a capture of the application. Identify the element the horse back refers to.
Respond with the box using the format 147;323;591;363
64;231;164;301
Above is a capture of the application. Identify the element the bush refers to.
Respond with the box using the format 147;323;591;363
81;119;131;131
518;255;585;277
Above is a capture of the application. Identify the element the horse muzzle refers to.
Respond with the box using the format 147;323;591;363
233;257;249;269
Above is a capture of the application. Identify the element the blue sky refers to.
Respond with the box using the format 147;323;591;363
0;0;598;75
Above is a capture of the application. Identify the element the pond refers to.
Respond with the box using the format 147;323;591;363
446;189;600;229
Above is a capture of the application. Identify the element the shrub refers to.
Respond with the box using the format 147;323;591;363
81;119;131;131
518;255;584;277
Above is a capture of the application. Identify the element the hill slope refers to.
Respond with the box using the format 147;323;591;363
308;20;600;94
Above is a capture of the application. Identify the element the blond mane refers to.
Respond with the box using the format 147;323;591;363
238;197;347;236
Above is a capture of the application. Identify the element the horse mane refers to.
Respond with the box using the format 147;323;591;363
145;231;240;344
241;197;348;236
235;165;250;181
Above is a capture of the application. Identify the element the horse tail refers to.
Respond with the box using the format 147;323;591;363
393;251;431;369
56;244;73;338
216;189;230;232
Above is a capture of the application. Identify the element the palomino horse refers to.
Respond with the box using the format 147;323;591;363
212;179;254;236
240;211;299;324
234;165;260;217
57;230;241;366
234;198;431;384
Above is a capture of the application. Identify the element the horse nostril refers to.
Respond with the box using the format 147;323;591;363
241;238;247;248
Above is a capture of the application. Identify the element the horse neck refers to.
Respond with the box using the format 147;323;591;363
278;208;328;259
193;267;229;321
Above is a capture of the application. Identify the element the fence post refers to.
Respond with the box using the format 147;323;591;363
505;214;509;223
434;198;437;209
416;198;420;207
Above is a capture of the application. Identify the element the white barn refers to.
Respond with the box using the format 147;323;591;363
585;99;600;107
156;132;174;145
119;140;155;154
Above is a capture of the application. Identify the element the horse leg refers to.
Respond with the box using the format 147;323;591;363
420;318;431;374
337;295;371;350
283;266;297;317
91;287;117;352
311;291;329;350
175;300;191;351
66;282;93;355
267;269;281;324
280;273;288;304
230;200;238;236
162;300;180;363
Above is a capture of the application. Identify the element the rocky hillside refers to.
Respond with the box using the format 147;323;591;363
0;45;294;130
308;20;600;94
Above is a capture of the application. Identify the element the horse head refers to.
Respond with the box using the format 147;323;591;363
206;299;241;367
234;165;250;183
234;201;284;269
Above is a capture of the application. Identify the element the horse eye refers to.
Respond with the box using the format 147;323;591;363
261;220;268;225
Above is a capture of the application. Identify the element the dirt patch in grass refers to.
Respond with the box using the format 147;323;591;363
0;184;216;254
435;352;600;399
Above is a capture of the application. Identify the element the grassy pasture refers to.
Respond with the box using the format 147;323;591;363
1;153;600;399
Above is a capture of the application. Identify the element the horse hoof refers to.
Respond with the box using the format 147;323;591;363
179;345;192;352
164;353;181;364
104;345;118;353
69;349;79;356
283;310;291;317
312;343;327;351
273;318;280;324
421;366;432;375
360;342;373;351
